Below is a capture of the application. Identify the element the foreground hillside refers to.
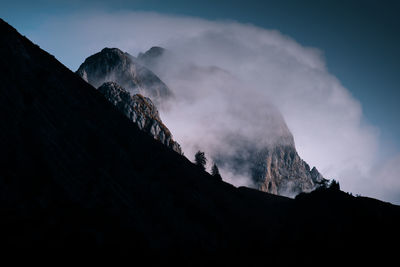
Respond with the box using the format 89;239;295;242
0;19;399;263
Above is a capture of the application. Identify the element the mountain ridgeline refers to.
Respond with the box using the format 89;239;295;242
77;48;182;154
98;82;182;154
79;46;325;196
1;19;399;262
77;47;172;103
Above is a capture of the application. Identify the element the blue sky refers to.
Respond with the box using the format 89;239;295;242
1;0;399;157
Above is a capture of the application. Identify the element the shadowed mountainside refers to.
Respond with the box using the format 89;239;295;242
0;19;399;263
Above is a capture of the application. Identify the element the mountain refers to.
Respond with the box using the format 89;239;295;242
0;18;399;263
76;47;172;104
77;48;182;153
137;46;166;69
98;81;182;154
252;144;326;196
136;46;326;196
212;111;326;196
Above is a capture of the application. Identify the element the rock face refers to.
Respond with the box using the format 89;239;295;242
98;82;182;154
136;46;326;196
252;145;325;196
228;113;325;196
76;47;172;103
240;112;325;196
215;126;325;197
80;46;325;196
77;47;182;154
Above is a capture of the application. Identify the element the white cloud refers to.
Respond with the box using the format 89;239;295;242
26;10;400;204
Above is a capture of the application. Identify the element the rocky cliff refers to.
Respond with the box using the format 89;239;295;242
76;47;172;104
136;47;326;196
215;126;326;197
251;145;325;196
80;46;326;197
98;82;182;154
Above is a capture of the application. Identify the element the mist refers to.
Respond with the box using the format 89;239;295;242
27;10;399;204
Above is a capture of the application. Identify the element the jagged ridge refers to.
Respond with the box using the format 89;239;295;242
98;82;182;154
80;46;325;197
252;145;325;196
137;46;326;197
77;47;172;103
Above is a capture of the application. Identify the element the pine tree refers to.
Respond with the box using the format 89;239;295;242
194;151;207;171
211;163;222;180
329;179;340;191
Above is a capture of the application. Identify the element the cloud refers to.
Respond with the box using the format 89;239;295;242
26;10;400;203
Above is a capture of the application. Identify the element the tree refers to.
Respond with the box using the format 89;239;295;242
211;163;222;180
329;179;340;191
315;178;329;189
194;151;207;171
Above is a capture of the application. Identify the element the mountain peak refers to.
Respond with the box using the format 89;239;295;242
100;47;125;55
134;45;323;197
137;46;169;72
138;46;165;60
77;47;172;103
101;47;123;53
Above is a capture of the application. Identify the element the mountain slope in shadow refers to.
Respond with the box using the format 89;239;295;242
0;19;399;263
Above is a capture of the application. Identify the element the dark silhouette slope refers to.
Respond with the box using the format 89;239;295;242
0;19;399;263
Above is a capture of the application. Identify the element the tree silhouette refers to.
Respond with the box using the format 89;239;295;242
315;178;329;189
211;163;222;180
329;179;340;191
194;151;207;171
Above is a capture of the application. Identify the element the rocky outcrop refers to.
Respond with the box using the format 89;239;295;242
98;82;182;154
80;46;325;196
207;102;326;197
136;46;326;197
252;145;325;196
216;135;326;197
76;47;172;104
77;48;182;154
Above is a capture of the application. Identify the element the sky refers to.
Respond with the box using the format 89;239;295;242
1;0;399;203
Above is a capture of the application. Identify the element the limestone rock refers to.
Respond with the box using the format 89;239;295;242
98;82;182;154
77;47;172;104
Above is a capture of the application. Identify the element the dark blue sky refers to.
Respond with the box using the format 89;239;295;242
1;0;400;155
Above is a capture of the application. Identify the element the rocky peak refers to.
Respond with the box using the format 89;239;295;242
246;114;326;196
136;46;177;77
77;47;172;104
208;102;324;197
252;145;326;196
101;47;125;54
98;82;182;154
215;132;325;197
80;46;325;197
138;46;165;61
